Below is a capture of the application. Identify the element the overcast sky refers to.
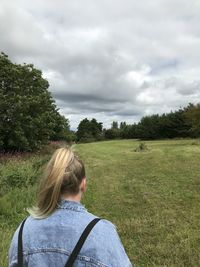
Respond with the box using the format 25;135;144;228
1;0;200;129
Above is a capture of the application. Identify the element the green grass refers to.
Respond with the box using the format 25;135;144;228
1;139;200;266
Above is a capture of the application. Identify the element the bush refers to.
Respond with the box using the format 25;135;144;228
0;157;44;197
134;142;149;152
191;139;200;145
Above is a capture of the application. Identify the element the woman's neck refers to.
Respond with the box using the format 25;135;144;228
62;193;82;202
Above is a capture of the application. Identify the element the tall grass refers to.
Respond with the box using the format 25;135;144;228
1;139;200;266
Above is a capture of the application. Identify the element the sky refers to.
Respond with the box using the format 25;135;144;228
0;0;200;130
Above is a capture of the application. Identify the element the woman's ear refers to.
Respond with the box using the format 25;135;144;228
80;177;87;193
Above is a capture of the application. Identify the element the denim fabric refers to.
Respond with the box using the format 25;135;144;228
9;199;133;267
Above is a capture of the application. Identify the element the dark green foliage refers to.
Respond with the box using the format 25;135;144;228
76;118;90;141
184;103;200;137
120;121;127;130
50;113;70;141
90;118;103;139
120;124;139;139
104;121;121;139
105;128;120;139
160;110;191;138
75;103;199;142
136;110;189;140
111;121;118;129
105;122;139;140
65;131;77;142
137;115;161;140
0;52;70;151
76;118;103;142
115;106;195;141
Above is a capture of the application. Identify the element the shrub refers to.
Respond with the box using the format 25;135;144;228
191;139;200;145
134;142;149;152
0;158;43;197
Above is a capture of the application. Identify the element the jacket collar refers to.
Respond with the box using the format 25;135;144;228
57;199;87;212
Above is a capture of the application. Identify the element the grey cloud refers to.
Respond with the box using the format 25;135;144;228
1;0;200;129
54;93;133;114
176;81;200;96
53;92;124;104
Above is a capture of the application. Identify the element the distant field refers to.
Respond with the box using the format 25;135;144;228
1;139;200;266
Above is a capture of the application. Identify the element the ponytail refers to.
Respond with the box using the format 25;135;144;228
28;147;85;219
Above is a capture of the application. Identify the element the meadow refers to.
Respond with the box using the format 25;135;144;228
0;139;200;266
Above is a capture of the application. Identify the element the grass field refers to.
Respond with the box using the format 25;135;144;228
0;139;200;266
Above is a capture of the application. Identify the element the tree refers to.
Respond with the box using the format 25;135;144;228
0;52;69;151
50;113;71;141
111;121;118;129
76;118;90;141
90;118;103;139
184;103;200;137
160;110;190;138
137;114;161;140
105;121;120;139
134;109;191;140
76;118;103;142
120;123;139;139
120;121;126;130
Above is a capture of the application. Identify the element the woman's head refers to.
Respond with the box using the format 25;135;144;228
28;147;86;218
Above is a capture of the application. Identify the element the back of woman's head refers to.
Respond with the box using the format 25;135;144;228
28;147;85;219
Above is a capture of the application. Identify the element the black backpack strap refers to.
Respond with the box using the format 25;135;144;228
65;218;101;267
18;218;27;267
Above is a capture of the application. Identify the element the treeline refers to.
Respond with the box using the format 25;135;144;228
76;104;200;142
1;52;200;151
0;52;75;151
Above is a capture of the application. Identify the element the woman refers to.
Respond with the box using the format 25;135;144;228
9;147;132;266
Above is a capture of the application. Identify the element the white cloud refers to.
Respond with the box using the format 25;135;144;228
0;0;200;129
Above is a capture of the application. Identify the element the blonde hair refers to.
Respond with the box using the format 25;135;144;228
28;147;85;219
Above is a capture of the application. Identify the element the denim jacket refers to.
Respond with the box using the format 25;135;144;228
9;199;133;267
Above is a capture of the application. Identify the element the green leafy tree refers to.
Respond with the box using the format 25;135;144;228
76;118;103;142
120;121;126;130
105;121;120;139
50;113;70;141
137;114;161;140
184;103;200;137
160;110;190;138
111;121;118;129
0;52;69;151
120;124;139;139
89;118;103;140
76;118;91;141
135;110;190;140
104;128;118;139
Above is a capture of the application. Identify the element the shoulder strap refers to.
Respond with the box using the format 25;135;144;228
65;218;101;267
17;217;101;267
18;218;27;267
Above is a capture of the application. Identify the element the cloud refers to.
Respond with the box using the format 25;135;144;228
0;0;200;129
